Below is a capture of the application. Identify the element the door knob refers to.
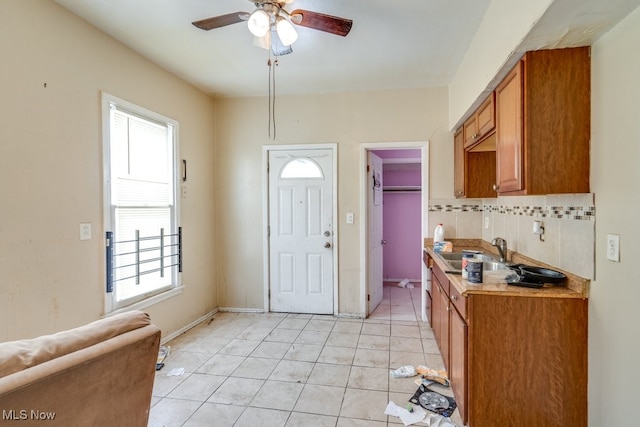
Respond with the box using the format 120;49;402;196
324;231;331;237
324;242;332;248
381;240;387;245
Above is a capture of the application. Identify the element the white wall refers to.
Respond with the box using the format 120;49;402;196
0;1;218;341
590;6;640;424
214;88;451;316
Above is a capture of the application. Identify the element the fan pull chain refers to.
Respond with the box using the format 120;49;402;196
267;57;278;140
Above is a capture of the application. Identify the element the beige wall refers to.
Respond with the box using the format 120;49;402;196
590;6;640;424
215;88;451;315
0;1;218;341
449;0;553;128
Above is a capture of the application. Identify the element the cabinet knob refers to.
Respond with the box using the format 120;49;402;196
492;184;500;191
451;295;457;301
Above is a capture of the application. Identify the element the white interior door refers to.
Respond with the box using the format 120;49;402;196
268;148;334;314
368;151;384;315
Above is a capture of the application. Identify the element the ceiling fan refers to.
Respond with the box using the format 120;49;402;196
192;0;353;55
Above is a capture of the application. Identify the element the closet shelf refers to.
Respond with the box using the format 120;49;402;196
383;186;421;192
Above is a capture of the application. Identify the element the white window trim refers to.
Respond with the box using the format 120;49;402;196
101;92;181;314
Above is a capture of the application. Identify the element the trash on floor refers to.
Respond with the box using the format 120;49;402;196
156;345;170;371
409;383;457;418
422;412;459;427
165;367;185;377
390;365;418;378
416;365;450;386
397;279;416;289
385;400;427;426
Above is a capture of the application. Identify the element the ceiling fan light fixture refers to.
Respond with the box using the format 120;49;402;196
253;33;270;50
276;17;298;46
247;9;270;37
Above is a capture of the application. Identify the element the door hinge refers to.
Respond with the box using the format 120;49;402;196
367;294;370;301
267;225;270;237
367;165;370;172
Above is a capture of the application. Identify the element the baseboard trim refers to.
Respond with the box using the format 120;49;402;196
218;307;266;314
337;312;365;319
160;308;219;344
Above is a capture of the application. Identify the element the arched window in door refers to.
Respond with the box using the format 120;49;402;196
280;158;324;179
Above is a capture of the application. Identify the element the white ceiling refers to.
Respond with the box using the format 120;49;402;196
53;0;492;98
54;0;640;100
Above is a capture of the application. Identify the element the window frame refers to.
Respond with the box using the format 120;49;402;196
101;92;182;314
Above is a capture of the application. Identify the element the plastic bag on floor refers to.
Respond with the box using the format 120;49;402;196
390;365;417;378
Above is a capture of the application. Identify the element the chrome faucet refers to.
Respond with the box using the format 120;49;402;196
491;237;508;263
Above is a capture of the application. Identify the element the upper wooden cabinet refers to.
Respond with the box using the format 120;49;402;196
454;128;465;198
454;128;497;199
463;93;495;149
494;47;591;195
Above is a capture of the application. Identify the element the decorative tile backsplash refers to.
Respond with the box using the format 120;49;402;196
481;204;595;220
428;194;595;279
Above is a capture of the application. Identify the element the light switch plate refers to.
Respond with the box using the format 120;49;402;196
346;213;354;224
80;223;92;241
606;234;620;262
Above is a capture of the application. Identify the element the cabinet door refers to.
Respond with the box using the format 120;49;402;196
463;115;478;148
438;283;450;371
476;93;495;137
453;128;465;198
431;272;444;344
450;307;468;425
495;62;524;193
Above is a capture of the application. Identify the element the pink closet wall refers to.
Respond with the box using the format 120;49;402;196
374;149;422;282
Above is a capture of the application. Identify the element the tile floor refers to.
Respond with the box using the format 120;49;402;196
148;283;463;426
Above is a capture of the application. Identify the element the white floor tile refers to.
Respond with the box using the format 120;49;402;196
149;282;467;427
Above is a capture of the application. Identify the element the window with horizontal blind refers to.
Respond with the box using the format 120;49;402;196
102;93;181;312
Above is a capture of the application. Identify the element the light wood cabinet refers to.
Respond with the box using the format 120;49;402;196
463;93;495;149
494;47;590;195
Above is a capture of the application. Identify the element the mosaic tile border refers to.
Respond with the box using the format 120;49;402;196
429;203;596;221
428;204;482;213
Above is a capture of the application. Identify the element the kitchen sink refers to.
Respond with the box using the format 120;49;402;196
436;252;510;273
438;252;497;262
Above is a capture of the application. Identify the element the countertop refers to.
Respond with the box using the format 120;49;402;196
425;243;589;299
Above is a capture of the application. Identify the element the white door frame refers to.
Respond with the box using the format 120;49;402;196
262;143;339;314
359;141;430;320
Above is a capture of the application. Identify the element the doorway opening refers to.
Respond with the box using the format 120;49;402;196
360;142;429;321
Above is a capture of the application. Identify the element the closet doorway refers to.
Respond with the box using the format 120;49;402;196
360;142;429;318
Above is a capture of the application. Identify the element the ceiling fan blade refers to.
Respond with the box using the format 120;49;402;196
290;9;353;37
192;12;249;31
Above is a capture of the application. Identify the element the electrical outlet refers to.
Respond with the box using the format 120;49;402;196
606;234;620;262
484;216;490;229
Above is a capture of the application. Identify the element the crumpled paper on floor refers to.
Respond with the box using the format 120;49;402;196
422;412;459;427
385;401;426;426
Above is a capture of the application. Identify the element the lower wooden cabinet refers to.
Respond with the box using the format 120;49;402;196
431;273;450;370
449;304;467;424
428;256;587;427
